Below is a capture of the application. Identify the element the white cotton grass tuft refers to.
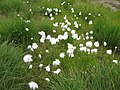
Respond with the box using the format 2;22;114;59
80;47;87;52
112;60;118;64
38;31;46;43
53;59;61;66
88;13;92;16
89;20;93;25
106;49;112;55
49;38;58;45
45;50;49;53
29;64;33;69
38;54;41;58
53;30;56;33
86;36;89;40
89;31;93;34
67;43;76;57
28;81;38;90
79;44;83;47
45;78;50;82
90;36;93;39
39;64;43;68
32;43;38;49
94;41;100;48
25;28;29;31
53;69;61;75
45;65;50;72
86;41;93;48
23;54;33;63
85;17;88;20
27;45;34;51
104;42;107;46
59;52;65;58
91;49;98;54
50;17;54;20
53;22;59;27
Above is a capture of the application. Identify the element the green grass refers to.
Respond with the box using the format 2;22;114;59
0;42;29;90
93;11;120;50
0;15;41;47
50;52;120;90
0;0;24;15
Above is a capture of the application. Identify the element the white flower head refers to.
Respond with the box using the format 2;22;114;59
79;44;83;47
25;28;29;31
45;78;50;82
89;31;93;34
46;35;51;40
53;69;61;75
86;41;93;48
67;43;76;57
39;64;43;68
58;35;63;40
50;17;54;20
45;65;50;72
29;64;33;69
112;60;118;64
86;32;89;36
71;30;75;34
23;54;33;63
38;54;41;58
106;50;112;55
89;20;93;25
59;52;65;58
45;50;49;53
53;59;61;66
53;22;59;27
86;36;89;40
88;13;91;16
80;47;87;52
98;13;101;16
104;42;107;46
28;81;38;90
32;43;38;49
79;11;82;15
94;41;100;47
85;17;88;20
72;34;78;39
50;38;58;45
27;45;34;51
90;36;93;39
53;30;56;33
91;49;98;54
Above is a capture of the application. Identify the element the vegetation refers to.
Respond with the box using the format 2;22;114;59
0;0;120;90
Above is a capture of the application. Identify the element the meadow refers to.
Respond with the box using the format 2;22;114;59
0;0;120;90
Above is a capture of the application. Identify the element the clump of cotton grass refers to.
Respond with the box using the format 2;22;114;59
94;41;100;48
53;59;61;66
39;64;43;68
86;41;93;48
112;60;118;64
45;65;51;72
59;53;65;58
28;81;38;90
67;43;76;57
89;20;93;25
22;1;118;89
45;7;61;20
38;31;46;43
45;78;50;82
23;54;33;63
106;49;112;55
53;69;61;75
